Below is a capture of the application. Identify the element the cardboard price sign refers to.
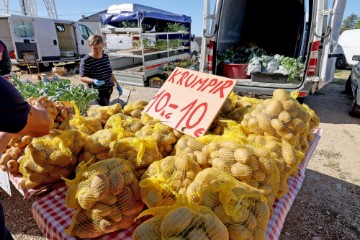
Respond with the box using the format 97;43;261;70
143;67;237;137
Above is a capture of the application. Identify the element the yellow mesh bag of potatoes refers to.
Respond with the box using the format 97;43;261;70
122;100;148;118
140;113;160;125
19;129;84;189
240;89;314;147
64;158;144;238
105;113;143;136
133;198;229;240
175;135;210;169
139;154;202;208
79;128;124;164
248;134;304;198
108;136;163;170
187;168;270;240
135;123;179;157
87;103;122;125
204;133;280;208
68;101;103;135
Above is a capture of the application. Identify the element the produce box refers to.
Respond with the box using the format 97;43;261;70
251;72;288;83
31;128;322;240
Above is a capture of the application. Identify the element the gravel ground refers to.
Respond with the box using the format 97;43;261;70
1;70;359;239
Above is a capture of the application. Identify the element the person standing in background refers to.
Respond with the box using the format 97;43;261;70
79;34;122;106
0;40;12;76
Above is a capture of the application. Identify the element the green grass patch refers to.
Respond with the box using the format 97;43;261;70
331;78;347;86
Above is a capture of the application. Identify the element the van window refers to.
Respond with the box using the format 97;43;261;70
56;24;65;32
13;20;34;38
79;24;93;40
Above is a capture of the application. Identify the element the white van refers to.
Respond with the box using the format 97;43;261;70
0;14;94;69
334;29;360;69
199;0;347;101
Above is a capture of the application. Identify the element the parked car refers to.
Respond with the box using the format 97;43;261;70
334;29;360;69
345;55;360;117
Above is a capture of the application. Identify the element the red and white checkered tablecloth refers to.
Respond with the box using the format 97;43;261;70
9;173;65;199
32;128;323;240
266;127;323;240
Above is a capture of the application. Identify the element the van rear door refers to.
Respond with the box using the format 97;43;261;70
8;15;39;61
34;17;60;61
316;0;347;88
75;23;93;57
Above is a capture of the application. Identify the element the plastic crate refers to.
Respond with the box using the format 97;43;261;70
251;72;288;83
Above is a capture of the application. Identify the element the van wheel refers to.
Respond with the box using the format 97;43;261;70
40;62;53;72
345;76;352;95
349;90;360;117
336;55;346;69
190;51;198;62
297;97;305;104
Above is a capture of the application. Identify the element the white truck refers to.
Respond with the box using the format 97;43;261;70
100;3;199;86
199;0;347;102
0;14;94;69
334;29;360;69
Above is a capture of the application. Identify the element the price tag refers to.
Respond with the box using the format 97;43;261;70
143;67;236;137
0;169;11;196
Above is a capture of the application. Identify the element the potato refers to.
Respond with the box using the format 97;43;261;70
60;109;68;119
7;160;19;173
90;174;110;199
231;163;252;181
92;203;113;217
77;189;96;210
187;228;210;240
264;99;283;117
160;207;194;238
233;148;250;163
228;224;252;240
49;150;72;166
0;153;11;165
278;111;292;124
272;89;289;102
271;118;285;132
21;135;32;145
133;218;161;240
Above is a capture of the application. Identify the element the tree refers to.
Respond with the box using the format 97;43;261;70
354;20;360;29
341;13;359;31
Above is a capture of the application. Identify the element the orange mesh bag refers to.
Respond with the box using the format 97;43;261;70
19;129;84;189
122;100;148;118
139;154;202;208
87;103;122;125
205;133;280;208
68;101;103;135
187;168;270;240
108;136;163;170
248;134;304;198
79;127;124;164
133;198;229;240
64;158;144;238
135;123;179;157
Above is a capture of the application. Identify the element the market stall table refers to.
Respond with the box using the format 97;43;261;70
32;128;323;240
9;173;65;199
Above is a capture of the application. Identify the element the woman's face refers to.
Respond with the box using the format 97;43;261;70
90;43;104;55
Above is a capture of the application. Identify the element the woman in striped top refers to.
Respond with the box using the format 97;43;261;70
80;33;122;106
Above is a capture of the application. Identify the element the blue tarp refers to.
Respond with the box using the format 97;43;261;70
99;11;191;25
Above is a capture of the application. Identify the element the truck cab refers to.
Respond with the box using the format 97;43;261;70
199;0;347;100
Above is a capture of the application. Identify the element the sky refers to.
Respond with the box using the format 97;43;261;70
1;0;360;36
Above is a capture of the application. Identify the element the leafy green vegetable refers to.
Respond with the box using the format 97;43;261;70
10;76;98;114
218;46;266;64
